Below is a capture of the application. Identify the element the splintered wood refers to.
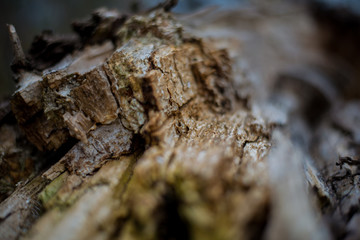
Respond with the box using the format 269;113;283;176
2;9;271;240
4;2;360;240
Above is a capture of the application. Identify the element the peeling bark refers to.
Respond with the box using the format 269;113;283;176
1;1;360;240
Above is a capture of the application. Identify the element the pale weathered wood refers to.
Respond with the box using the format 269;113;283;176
1;2;360;240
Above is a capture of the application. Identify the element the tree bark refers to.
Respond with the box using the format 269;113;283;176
1;2;360;240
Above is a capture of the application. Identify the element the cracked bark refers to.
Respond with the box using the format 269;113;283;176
1;1;360;240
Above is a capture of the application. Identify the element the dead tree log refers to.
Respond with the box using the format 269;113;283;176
1;1;360;240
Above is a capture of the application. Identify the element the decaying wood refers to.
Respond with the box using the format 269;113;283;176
1;1;360;240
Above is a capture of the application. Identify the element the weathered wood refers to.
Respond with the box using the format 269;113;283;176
1;1;360;240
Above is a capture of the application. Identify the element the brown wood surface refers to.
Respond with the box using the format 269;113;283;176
1;2;360;240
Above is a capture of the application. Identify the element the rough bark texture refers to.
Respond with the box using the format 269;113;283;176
1;1;360;240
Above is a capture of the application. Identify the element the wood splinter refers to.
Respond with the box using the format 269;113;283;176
7;24;28;74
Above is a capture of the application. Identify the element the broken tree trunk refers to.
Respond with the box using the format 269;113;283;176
1;1;360;240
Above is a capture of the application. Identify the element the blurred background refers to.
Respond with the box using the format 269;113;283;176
0;0;360;97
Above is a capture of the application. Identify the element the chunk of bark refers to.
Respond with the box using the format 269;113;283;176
3;6;271;240
64;119;133;176
11;9;234;152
